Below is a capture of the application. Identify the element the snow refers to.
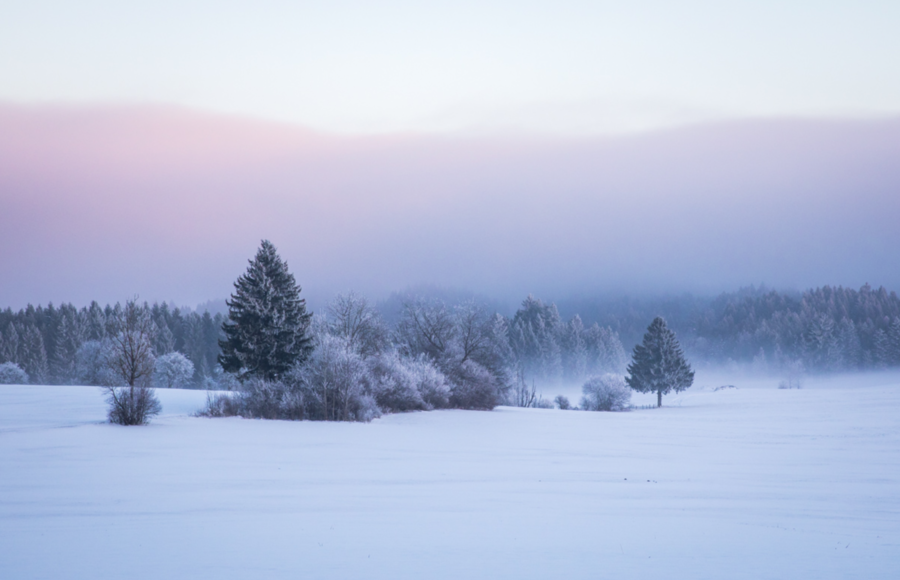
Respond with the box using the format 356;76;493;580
1;373;899;579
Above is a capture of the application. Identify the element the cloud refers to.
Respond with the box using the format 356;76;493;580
1;104;898;309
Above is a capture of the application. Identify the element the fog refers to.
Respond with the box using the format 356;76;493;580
1;104;898;309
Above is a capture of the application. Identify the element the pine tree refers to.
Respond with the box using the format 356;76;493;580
887;317;900;367
219;240;313;381
626;317;694;407
873;329;890;368
20;325;48;384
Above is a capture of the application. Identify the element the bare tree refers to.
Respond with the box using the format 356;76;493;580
326;292;390;357
103;299;161;425
395;299;509;409
511;368;537;407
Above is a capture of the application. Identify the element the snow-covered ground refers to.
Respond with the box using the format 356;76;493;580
2;372;899;579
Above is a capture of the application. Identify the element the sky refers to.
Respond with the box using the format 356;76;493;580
2;1;900;134
1;2;899;309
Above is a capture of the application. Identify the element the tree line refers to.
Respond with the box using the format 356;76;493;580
0;301;227;387
0;240;696;422
559;284;900;371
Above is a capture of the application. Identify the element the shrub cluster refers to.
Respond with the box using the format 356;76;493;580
581;373;631;412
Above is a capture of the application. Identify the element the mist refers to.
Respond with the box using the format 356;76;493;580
1;104;899;309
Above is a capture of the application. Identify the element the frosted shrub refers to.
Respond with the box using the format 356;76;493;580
554;395;571;410
292;334;380;422
449;360;502;410
363;351;427;413
408;356;450;410
534;397;554;409
197;392;242;417
0;362;29;385
239;378;290;419
396;299;510;410
581;373;631;412
153;352;195;389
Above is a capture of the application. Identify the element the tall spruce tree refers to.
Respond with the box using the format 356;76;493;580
626;317;694;407
219;240;313;381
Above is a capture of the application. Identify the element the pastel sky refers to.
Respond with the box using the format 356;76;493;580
2;1;900;134
1;3;899;309
1;105;898;309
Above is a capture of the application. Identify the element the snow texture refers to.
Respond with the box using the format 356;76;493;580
1;371;899;579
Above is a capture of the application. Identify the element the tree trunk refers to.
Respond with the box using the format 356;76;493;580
657;389;662;408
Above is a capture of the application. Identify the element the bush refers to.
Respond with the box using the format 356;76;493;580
534;397;554;409
294;334;380;422
581;373;631;411
197;392;242;417
103;385;162;425
407;356;450;410
554;395;571;410
153;352;195;389
448;360;503;410
0;362;29;385
363;351;428;412
224;335;381;422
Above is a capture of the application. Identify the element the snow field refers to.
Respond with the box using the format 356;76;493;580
1;372;899;579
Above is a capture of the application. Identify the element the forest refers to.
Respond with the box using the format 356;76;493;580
1;284;899;390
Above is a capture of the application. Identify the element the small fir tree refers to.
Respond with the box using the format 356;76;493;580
219;240;313;381
626;317;694;407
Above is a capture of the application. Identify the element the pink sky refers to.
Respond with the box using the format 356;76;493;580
2;104;899;309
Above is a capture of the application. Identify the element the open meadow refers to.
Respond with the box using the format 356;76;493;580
2;370;899;579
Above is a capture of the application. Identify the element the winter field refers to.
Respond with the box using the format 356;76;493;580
2;371;899;579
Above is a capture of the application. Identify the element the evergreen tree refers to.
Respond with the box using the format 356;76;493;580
2;323;20;364
873;329;891;368
20;325;48;384
626;317;694;407
85;301;107;341
888;317;900;366
50;313;80;384
219;240;313;381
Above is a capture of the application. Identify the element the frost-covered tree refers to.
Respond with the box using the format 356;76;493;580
0;362;29;385
362;350;428;413
395;299;508;409
106;300;157;388
292;333;378;421
872;329;891;368
888;317;900;366
153;352;195;389
75;340;118;386
581;373;631;411
584;323;628;375
50;313;81;384
155;325;176;356
0;323;20;364
626;317;694;407
219;240;313;381
326;292;390;357
103;299;161;425
562;315;588;379
20;325;48;384
85;301;107;341
509;295;562;380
